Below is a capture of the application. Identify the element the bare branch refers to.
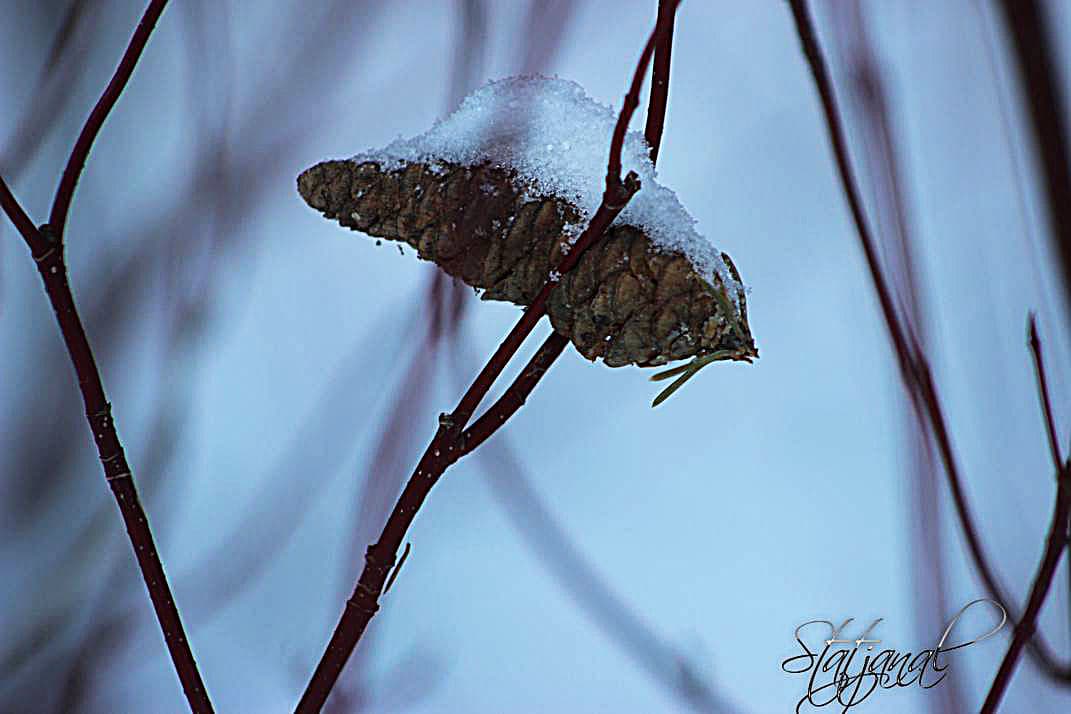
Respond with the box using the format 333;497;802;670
295;3;682;710
644;0;675;164
0;175;42;249
1;2;213;711
48;0;168;241
1028;314;1064;471
457;332;569;456
982;465;1071;712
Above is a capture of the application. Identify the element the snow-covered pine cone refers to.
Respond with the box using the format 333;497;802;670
298;159;756;368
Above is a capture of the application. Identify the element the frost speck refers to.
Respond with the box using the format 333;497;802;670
352;75;739;293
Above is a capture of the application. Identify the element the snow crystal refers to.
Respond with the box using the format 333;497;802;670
353;75;740;294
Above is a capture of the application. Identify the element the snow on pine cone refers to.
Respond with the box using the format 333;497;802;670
298;158;756;369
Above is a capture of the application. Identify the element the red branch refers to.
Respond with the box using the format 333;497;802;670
295;2;681;711
644;0;675;164
0;2;213;712
0;175;39;247
979;318;1071;711
982;464;1070;712
48;0;168;241
990;5;1071;691
458;332;569;455
1029;315;1064;471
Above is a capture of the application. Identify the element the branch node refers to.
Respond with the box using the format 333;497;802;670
32;224;61;265
603;171;641;209
88;402;115;430
37;222;59;244
345;590;380;616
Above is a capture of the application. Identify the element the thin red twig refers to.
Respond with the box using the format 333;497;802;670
48;0;169;241
0;176;40;246
457;332;569;455
980;319;1070;713
452;0;680;428
295;3;681;710
605;0;679;195
449;326;738;713
0;216;212;714
644;0;675;164
1028;315;1064;471
0;2;212;711
981;464;1070;712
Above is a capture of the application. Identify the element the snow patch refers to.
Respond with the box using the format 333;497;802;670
353;75;740;295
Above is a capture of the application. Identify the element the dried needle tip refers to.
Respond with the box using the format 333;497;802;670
650;346;756;408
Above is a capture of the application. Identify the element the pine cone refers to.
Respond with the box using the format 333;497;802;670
298;159;756;368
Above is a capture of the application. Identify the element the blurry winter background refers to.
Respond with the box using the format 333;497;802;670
2;1;1071;712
